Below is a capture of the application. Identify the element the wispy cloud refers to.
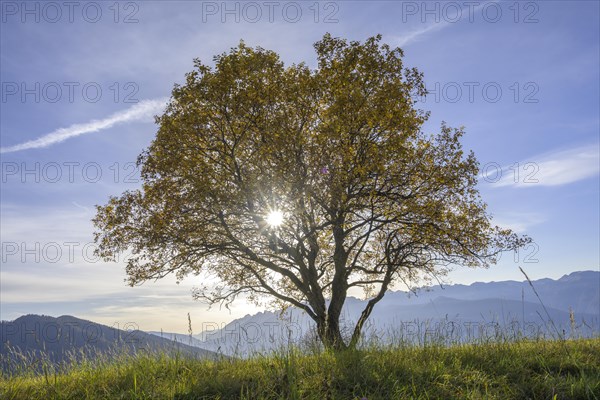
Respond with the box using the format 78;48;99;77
0;98;169;154
492;212;545;233
486;144;600;188
395;23;448;47
394;2;489;47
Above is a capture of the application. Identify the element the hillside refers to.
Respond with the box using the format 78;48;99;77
0;314;221;372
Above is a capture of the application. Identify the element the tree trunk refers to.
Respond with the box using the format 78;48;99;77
317;218;350;351
317;317;347;351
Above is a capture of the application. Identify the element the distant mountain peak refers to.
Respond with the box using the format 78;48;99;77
559;270;599;282
1;314;223;371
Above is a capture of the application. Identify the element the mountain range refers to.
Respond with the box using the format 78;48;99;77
150;270;599;356
2;270;598;365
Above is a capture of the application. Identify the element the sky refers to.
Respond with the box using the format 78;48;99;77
1;0;599;333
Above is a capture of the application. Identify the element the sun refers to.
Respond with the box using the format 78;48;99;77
266;210;284;227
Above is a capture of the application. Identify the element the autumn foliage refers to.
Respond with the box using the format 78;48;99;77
94;34;530;350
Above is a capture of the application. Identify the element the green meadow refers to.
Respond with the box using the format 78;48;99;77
1;338;598;399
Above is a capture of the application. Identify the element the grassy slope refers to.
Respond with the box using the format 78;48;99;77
1;339;598;399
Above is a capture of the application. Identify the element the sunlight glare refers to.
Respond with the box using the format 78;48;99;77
266;210;284;227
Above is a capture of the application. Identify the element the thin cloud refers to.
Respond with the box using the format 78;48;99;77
486;144;600;188
0;98;169;154
492;213;545;233
395;23;447;47
394;2;489;47
72;201;92;214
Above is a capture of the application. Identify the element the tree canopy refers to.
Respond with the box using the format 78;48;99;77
93;34;530;350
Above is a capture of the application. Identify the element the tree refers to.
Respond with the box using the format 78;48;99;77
93;34;530;351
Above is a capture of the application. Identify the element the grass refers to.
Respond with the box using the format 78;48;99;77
1;338;598;399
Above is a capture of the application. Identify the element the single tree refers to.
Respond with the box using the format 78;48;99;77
94;34;530;350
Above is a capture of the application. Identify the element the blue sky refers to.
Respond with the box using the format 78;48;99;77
1;0;598;332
